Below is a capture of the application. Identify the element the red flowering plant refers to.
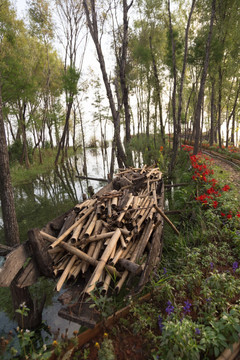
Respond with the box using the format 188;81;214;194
181;145;240;222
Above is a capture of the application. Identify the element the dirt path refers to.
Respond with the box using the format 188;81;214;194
211;157;240;187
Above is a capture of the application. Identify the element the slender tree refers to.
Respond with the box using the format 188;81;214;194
193;0;216;155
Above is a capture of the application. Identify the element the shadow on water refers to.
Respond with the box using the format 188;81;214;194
0;148;145;341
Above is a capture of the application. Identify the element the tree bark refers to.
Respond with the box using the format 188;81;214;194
0;77;20;246
193;0;216;155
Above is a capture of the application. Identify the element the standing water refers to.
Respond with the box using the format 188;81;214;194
0;148;121;338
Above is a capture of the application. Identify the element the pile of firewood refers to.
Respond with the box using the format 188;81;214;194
40;166;168;295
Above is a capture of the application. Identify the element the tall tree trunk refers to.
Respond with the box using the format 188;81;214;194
193;0;216;155
119;0;133;145
83;0;127;169
167;0;177;174
210;79;215;146
0;78;20;246
217;67;222;148
55;102;72;165
149;36;165;145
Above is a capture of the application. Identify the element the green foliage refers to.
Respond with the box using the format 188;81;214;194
8;139;33;165
3;304;52;360
62;66;80;102
98;336;115;360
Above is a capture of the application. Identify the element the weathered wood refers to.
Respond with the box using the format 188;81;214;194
28;228;53;277
16;259;40;288
0;244;29;287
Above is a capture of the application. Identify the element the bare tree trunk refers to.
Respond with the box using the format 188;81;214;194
193;0;216;155
167;0;177;174
119;0;133;145
210;79;215;146
83;0;127;169
0;77;20;247
149;35;165;145
227;81;240;147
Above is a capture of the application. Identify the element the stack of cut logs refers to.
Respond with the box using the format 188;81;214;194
40;166;164;295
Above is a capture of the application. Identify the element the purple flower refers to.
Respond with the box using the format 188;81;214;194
233;262;238;273
158;315;164;331
183;300;192;314
166;300;174;316
210;262;214;270
195;328;201;336
163;267;167;275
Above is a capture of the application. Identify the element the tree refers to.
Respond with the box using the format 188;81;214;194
83;0;127;169
193;0;216;155
0;0;19;246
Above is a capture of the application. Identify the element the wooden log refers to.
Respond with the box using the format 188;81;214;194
118;259;143;275
84;228;122;294
154;204;180;235
40;231;120;278
50;207;95;248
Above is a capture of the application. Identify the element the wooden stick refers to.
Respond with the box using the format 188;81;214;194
116;194;134;224
84;228;122;294
154;204;180;235
70;222;84;243
50;207;95;248
102;273;112;294
84;214;98;237
40;231;120;277
107;199;112;218
120;234;127;249
56;255;77;291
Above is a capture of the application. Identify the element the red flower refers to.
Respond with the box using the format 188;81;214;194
227;214;232;219
221;212;225;217
222;185;230;192
237;213;240;218
212;201;218;208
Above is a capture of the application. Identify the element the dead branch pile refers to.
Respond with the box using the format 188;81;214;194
40;166;165;295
